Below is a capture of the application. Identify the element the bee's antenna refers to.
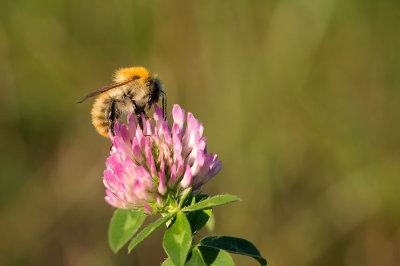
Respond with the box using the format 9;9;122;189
161;90;167;120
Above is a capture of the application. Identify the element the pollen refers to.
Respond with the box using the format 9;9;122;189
113;66;151;83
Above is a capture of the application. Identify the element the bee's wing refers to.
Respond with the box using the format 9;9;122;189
76;79;134;103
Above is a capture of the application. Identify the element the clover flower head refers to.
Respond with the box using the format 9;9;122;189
103;104;222;213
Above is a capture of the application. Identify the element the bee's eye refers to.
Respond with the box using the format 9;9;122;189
154;80;161;91
133;75;140;80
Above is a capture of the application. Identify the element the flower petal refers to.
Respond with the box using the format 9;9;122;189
180;165;193;188
172;104;185;132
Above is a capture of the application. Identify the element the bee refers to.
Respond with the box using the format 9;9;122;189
77;66;166;137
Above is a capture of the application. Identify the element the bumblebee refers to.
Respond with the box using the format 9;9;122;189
77;66;166;137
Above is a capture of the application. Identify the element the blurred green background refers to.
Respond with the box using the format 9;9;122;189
1;0;399;265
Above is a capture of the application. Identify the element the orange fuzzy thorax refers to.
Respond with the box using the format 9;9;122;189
113;66;151;83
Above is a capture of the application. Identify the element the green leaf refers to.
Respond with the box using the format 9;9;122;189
186;209;212;234
193;194;209;203
200;236;267;265
108;209;146;253
178;187;193;208
186;195;213;233
186;246;234;266
185;247;206;266
163;212;192;266
205;212;215;231
199;246;235;266
182;195;240;212
180;193;209;209
128;213;175;253
161;257;175;266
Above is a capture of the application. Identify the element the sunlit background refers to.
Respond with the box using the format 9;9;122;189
1;0;399;265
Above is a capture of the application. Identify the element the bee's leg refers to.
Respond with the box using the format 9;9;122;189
131;100;144;130
162;92;167;120
108;99;117;135
137;114;144;130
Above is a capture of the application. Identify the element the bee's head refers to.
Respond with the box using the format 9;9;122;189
148;75;166;118
153;77;163;95
147;76;163;103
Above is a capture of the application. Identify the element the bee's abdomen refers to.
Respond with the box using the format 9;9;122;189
91;95;111;137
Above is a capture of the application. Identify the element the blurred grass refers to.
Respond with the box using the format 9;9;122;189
0;0;399;265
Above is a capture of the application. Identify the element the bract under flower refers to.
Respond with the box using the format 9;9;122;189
103;104;222;213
